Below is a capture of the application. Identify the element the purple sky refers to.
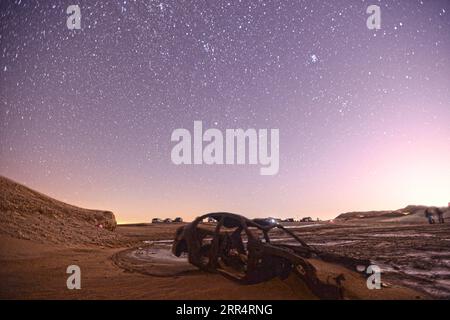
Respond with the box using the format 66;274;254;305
1;0;449;223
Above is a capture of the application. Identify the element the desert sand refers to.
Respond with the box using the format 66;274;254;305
1;176;448;299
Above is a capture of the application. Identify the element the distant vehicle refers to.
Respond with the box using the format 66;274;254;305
174;217;183;223
152;218;163;224
164;218;173;223
282;218;295;222
300;217;313;222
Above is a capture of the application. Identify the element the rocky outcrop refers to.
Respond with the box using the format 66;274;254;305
0;176;126;245
335;205;449;222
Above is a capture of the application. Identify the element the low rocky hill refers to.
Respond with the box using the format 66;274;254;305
335;205;449;223
0;176;128;246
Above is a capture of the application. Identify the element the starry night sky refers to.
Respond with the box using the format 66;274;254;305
1;0;449;223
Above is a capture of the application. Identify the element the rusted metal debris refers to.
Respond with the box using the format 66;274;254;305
172;212;370;299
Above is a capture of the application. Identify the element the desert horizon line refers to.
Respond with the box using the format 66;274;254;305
2;174;447;225
115;204;450;225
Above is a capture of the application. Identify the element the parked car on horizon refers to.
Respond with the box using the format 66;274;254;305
152;218;163;224
164;218;173;223
300;217;313;222
174;217;183;223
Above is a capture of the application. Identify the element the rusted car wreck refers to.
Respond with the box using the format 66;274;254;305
172;212;370;299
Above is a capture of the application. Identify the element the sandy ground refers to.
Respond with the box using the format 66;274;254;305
0;234;312;299
290;221;450;298
0;222;438;300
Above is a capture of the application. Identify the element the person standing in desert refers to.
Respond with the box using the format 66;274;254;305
436;208;445;224
425;208;435;224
